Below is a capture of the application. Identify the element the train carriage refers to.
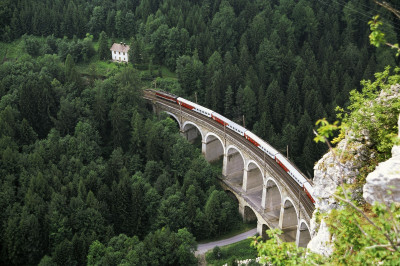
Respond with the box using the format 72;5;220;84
244;131;278;159
275;154;307;187
303;182;315;203
155;90;178;103
177;97;213;117
226;120;246;136
211;112;246;136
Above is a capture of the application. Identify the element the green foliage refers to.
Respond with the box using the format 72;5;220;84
369;15;400;56
311;67;400;264
369;16;386;48
340;66;400;154
251;229;325;265
24;35;41;56
325;202;400;264
313;118;340;143
87;229;197;265
98;31;109;61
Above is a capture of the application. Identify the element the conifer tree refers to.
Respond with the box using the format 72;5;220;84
98;31;109;60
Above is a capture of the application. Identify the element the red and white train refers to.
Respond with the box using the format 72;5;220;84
154;90;315;204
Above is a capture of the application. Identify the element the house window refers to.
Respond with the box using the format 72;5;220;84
114;51;116;54
123;52;125;55
119;52;120;55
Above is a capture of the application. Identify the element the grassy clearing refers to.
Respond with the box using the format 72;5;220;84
1;37;176;81
205;238;259;266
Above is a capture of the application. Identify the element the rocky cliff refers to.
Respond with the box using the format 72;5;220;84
307;137;371;255
307;85;400;256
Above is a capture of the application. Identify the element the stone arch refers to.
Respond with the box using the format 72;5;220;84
243;161;264;207
162;111;181;128
264;178;282;220
224;145;245;189
182;121;204;143
204;132;224;162
243;205;257;223
225;189;239;205
297;220;311;247
261;224;270;240
281;198;299;242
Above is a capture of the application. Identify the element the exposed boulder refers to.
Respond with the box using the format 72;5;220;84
363;115;400;205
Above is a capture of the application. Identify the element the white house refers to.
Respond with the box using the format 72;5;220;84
110;43;130;63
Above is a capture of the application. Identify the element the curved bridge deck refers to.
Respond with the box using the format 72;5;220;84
144;90;314;247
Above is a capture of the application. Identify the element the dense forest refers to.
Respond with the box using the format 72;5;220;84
1;0;399;174
0;0;399;265
0;58;244;264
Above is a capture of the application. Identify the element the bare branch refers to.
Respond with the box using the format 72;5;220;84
374;0;400;20
365;244;396;252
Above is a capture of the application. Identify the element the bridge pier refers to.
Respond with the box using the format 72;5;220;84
222;152;228;177
242;166;248;191
261;183;267;209
202;140;206;156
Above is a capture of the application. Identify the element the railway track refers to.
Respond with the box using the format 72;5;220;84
143;91;315;217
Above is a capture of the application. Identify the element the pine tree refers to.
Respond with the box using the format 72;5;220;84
224;86;234;118
98;31;109;60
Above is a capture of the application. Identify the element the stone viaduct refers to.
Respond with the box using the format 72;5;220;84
144;92;314;247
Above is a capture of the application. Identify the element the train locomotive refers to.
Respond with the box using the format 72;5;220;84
154;90;315;204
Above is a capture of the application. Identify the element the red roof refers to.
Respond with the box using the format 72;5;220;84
110;43;130;53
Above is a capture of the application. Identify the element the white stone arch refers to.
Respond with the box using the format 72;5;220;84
282;197;299;220
298;219;310;231
263;177;283;218
182;120;204;141
204;132;225;150
297;219;311;247
224;144;246;189
280;197;299;232
226;144;245;163
243;204;258;222
245;160;265;180
162;111;181;128
204;132;225;162
279;197;300;242
265;177;283;198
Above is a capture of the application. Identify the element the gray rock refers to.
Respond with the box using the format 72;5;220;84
363;135;400;205
307;219;334;256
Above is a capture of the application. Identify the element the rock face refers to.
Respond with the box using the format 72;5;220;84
307;86;400;256
307;219;334;257
363;115;400;205
307;138;370;255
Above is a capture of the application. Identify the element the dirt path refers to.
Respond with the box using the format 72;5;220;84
195;228;257;256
